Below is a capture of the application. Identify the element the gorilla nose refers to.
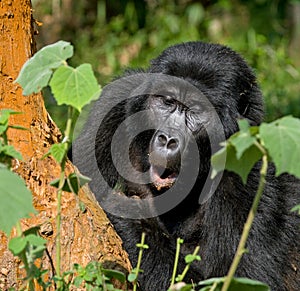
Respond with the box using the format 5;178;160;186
155;131;180;154
149;130;181;176
151;131;181;164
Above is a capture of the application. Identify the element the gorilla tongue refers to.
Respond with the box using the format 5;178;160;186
150;165;178;191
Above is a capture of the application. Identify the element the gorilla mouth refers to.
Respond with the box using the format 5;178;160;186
150;165;178;191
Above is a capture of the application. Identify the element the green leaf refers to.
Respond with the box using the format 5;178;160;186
0;163;7;170
23;226;41;236
136;243;149;249
227;144;263;184
211;146;227;179
0;145;23;160
260;116;300;178
49;64;101;112
212;143;263;184
25;234;47;246
66;172;91;194
230;120;256;159
50;178;64;189
185;254;201;264
211;122;261;182
102;269;126;282
291;204;300;214
127;272;137;282
199;277;270;291
73;276;84;287
177;238;184;244
0;120;8;135
15;41;73;95
0;109;21;124
0;169;36;235
8;236;27;255
50;172;91;193
79;201;86;212
48;143;66;164
0;109;21;135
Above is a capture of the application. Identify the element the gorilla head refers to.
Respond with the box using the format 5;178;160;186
84;42;264;214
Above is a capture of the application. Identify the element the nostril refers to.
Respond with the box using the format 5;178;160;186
167;138;178;150
158;134;167;146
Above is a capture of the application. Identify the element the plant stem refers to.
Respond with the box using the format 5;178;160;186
55;106;74;286
16;222;35;291
221;154;268;291
133;232;146;291
170;238;183;286
16;221;23;236
177;246;200;282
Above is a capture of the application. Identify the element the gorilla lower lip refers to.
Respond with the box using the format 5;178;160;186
151;165;178;190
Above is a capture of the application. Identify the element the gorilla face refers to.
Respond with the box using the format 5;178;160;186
131;93;212;194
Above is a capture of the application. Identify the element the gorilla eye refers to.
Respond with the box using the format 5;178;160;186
162;96;176;106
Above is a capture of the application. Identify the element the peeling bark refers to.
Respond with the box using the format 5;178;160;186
0;0;131;289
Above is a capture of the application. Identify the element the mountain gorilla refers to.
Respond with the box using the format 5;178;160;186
73;42;300;290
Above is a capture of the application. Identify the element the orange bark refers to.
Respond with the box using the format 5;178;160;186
0;0;131;289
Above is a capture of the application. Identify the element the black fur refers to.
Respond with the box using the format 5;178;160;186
74;42;300;290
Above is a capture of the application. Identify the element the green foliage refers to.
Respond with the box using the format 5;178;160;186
211;116;300;290
13;41;103;290
0;109;47;289
0;109;24;166
0;110;36;236
9;233;45;257
72;262;125;290
15;41;73;95
229;30;300;121
128;232;148;291
260;116;300;177
50;172;91;194
211;121;263;184
0;168;36;235
176;247;201;283
49;64;101;112
168;238;200;291
13;39;135;291
46;143;66;164
198;277;270;291
15;41;101;113
212;117;300;183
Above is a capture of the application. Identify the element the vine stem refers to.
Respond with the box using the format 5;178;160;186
133;232;146;291
177;245;200;282
170;238;183;286
221;153;268;291
16;222;35;291
55;106;73;285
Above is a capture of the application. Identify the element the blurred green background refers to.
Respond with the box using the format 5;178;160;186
32;0;300;130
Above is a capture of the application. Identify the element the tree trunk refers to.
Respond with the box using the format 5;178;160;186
0;0;131;289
